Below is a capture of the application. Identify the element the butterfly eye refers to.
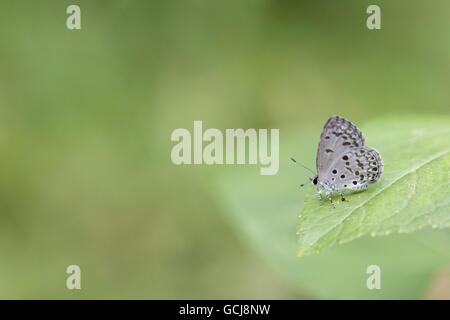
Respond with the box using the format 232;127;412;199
312;177;318;185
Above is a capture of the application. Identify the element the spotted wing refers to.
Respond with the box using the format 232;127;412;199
323;146;383;192
316;116;365;178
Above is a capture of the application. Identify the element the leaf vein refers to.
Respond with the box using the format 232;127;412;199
303;148;450;252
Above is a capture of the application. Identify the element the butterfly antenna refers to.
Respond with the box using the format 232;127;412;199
290;157;316;175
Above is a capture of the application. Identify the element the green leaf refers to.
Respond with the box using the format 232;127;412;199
209;115;450;299
298;116;450;256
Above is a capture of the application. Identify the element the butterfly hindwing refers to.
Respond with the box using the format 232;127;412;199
322;146;383;191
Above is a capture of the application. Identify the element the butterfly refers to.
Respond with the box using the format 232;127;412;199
293;116;383;206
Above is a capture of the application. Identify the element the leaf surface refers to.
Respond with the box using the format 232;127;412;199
298;116;450;256
210;115;450;298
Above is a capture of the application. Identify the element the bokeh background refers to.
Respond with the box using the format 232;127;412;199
0;0;449;299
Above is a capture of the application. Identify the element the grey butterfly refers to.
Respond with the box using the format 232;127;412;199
305;116;383;206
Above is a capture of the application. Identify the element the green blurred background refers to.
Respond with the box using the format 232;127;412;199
0;0;449;298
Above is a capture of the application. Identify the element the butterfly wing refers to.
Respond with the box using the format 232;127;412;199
323;146;383;191
316;116;365;180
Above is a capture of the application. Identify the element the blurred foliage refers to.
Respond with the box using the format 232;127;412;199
0;0;448;298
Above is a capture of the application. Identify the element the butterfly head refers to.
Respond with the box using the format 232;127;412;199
290;157;318;188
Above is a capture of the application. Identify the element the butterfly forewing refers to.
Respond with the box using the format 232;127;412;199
316;116;365;178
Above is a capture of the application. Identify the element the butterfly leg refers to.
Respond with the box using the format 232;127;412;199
317;189;324;205
325;190;335;208
339;191;347;202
